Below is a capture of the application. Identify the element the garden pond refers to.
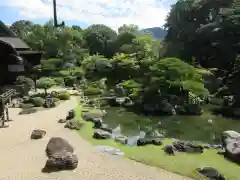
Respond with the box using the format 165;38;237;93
101;105;240;144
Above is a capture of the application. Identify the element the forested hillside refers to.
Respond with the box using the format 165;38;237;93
142;27;166;39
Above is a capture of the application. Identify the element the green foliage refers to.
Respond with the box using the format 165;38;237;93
64;76;76;87
58;70;71;77
84;86;102;96
52;77;64;85
149;57;208;96
57;91;71;100
53;97;60;102
31;97;45;107
16;76;34;89
36;77;56;92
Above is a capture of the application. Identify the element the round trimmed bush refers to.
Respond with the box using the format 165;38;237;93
31;97;45;107
53;97;60;102
84;87;102;96
57;92;71;100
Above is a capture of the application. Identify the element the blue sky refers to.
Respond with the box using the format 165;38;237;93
0;0;176;29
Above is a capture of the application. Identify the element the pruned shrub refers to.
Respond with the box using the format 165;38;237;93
31;97;45;107
84;87;102;96
57;91;71;100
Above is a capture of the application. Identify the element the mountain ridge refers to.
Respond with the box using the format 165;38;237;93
141;27;166;39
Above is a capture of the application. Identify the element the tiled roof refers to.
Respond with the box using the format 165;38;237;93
0;37;30;50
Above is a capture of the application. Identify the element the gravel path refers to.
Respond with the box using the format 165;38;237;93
0;97;191;180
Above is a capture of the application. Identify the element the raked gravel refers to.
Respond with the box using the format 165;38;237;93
0;97;191;180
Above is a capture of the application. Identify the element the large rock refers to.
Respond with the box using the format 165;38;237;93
30;129;46;139
172;140;204;153
137;138;163;146
46;137;74;158
197;167;225;180
93;129;111;139
221;130;240;147
225;141;240;164
42;151;78;172
221;130;240;163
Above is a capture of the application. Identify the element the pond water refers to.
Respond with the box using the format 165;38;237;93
102;105;240;144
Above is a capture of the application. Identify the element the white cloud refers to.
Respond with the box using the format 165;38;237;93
0;0;175;29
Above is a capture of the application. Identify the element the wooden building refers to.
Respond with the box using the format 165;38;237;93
0;21;42;86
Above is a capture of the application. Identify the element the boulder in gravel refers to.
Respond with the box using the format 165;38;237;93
42;151;78;173
46;137;74;158
19;108;37;115
66;109;75;120
30;129;46;139
58;118;67;123
164;145;175;155
196;167;225;180
93;129;111;139
64;119;84;130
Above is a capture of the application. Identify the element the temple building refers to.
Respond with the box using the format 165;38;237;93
0;21;41;86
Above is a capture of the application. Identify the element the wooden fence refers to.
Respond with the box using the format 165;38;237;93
0;89;16;128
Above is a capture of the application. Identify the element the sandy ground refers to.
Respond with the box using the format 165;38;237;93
0;97;191;180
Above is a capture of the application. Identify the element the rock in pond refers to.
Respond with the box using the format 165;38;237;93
203;144;223;150
64;119;84;130
30;129;46;139
137;138;163;146
92;118;103;128
114;135;128;145
45;137;74;158
221;130;240;147
172;140;204;153
196;167;225;180
99;124;113;133
93;129;111;140
221;130;240;164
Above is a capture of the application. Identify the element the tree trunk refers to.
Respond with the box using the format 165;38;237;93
44;88;47;96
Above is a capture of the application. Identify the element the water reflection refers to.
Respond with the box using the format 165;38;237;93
127;131;146;146
102;106;240;143
111;124;146;146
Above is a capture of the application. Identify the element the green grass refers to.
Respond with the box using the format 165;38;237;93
75;103;240;180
